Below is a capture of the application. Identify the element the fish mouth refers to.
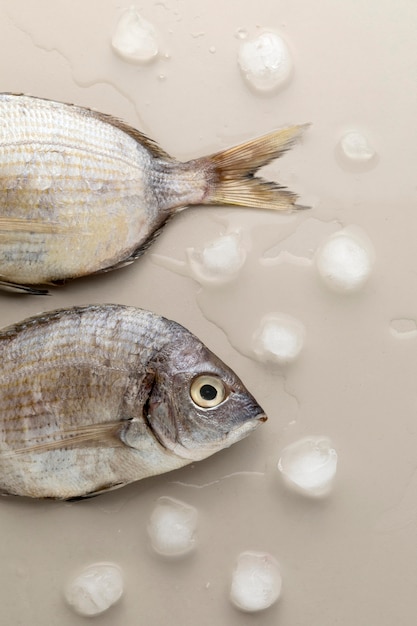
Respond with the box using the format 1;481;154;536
170;412;268;461
223;411;267;446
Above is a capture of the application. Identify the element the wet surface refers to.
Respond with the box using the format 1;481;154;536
1;1;417;624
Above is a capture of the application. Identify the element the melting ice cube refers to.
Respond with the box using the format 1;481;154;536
230;551;282;612
64;562;123;617
187;232;246;285
252;313;305;364
315;226;374;292
340;131;375;162
111;7;159;63
278;436;338;497
147;497;198;557
237;32;292;92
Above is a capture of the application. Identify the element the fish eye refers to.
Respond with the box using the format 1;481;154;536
190;375;227;409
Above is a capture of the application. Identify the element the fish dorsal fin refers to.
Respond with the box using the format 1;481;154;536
1;421;124;458
0;305;126;339
2;93;173;161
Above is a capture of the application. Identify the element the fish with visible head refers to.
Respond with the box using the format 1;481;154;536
0;304;266;499
0;93;308;293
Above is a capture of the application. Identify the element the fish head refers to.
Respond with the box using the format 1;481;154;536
146;328;267;462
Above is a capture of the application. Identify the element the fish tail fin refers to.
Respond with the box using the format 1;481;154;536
199;124;309;211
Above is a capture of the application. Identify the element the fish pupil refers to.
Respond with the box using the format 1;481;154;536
200;384;217;401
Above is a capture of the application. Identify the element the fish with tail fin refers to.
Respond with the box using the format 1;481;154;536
0;94;308;293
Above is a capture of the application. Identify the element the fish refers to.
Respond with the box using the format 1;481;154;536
0;304;267;499
0;93;308;294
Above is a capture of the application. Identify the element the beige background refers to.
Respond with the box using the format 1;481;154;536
0;0;417;624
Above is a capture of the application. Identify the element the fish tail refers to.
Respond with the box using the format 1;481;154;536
198;124;309;211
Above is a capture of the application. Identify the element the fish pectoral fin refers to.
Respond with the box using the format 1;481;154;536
0;279;50;295
6;421;124;457
0;217;66;235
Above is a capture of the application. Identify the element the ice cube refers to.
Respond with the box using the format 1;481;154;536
315;227;374;292
147;497;198;557
238;32;292;92
278;436;338;497
252;313;305;364
64;562;123;616
187;232;246;285
111;7;159;63
230;551;282;612
340;131;375;162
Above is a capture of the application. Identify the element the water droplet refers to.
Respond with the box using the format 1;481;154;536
230;551;282;612
86;178;103;191
209;45;216;54
237;32;292;93
390;318;417;339
31;176;52;191
235;28;248;40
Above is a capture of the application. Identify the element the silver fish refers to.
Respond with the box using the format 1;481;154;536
0;93;307;293
0;304;266;499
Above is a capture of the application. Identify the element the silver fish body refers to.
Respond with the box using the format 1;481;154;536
0;93;307;291
0;304;266;499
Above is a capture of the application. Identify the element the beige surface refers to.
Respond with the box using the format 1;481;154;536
1;0;417;624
